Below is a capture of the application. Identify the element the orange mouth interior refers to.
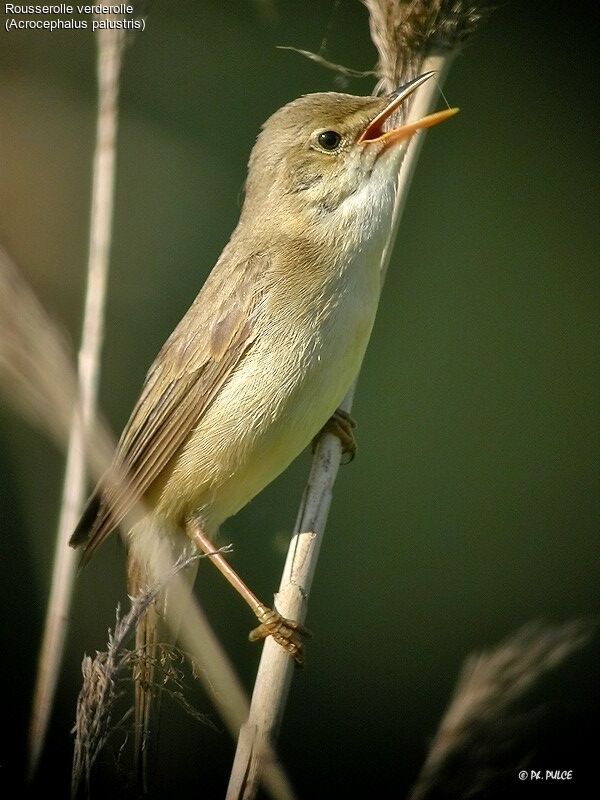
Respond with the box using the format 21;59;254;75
359;102;459;146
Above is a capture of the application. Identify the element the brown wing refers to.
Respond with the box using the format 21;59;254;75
71;251;267;562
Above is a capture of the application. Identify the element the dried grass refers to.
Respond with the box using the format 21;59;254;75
71;552;214;797
364;0;489;94
409;620;595;799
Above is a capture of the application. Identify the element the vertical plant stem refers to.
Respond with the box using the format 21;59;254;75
1;233;294;796
28;27;126;777
226;50;454;800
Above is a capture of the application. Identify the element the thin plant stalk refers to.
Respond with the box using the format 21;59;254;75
16;20;292;795
227;4;488;794
1;244;293;799
226;49;454;800
28;27;126;777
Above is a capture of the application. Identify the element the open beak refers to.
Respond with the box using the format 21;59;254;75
358;71;459;147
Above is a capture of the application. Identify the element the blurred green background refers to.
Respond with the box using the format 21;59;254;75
1;1;598;797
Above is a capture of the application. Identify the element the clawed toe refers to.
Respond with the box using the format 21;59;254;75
249;605;311;666
313;408;357;463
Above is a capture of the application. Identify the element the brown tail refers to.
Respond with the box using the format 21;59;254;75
126;527;199;795
127;554;165;795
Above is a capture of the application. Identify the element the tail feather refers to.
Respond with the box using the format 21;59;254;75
127;524;198;795
128;556;166;795
70;486;124;567
69;491;102;547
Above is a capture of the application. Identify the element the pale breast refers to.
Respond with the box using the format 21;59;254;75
157;174;395;531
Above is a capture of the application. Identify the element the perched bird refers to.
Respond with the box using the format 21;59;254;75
70;72;456;785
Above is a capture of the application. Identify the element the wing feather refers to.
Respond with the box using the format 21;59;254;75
71;252;266;560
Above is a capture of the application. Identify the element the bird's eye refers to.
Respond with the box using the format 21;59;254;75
317;130;342;151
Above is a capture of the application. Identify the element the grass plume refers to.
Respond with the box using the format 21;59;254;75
409;620;595;800
364;0;489;94
71;551;217;797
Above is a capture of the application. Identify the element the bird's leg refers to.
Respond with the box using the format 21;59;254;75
187;520;309;665
313;407;357;464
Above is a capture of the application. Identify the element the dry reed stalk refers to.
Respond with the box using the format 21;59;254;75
28;25;126;777
1;246;293;798
227;3;487;798
2;8;293;793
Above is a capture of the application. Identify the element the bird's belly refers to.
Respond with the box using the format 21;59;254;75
157;257;382;532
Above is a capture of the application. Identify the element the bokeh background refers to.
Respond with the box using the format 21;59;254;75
1;1;598;797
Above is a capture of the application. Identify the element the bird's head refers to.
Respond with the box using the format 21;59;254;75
242;72;457;241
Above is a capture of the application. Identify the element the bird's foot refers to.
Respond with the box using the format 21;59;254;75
313;407;357;464
249;604;311;666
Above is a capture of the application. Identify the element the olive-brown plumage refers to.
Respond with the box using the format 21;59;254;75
70;74;457;786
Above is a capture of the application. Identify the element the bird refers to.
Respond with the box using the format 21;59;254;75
70;71;457;787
